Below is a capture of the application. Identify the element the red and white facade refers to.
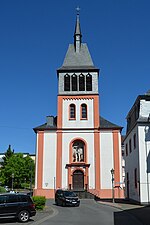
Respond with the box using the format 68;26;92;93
33;13;124;199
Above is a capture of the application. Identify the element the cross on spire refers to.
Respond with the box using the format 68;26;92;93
76;6;80;15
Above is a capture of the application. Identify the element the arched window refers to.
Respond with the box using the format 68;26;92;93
72;74;77;91
64;74;70;91
86;74;92;91
81;104;87;119
79;74;85;91
69;104;76;119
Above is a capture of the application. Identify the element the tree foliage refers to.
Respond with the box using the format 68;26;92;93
0;145;35;189
1;145;14;167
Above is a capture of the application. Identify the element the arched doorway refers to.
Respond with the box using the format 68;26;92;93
73;170;84;190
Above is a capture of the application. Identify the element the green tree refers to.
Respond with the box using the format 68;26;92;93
1;145;14;167
0;145;14;184
0;151;35;189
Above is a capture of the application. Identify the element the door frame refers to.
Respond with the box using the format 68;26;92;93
72;169;84;190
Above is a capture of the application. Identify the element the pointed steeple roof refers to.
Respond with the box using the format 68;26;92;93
57;9;98;72
74;13;82;36
74;9;82;52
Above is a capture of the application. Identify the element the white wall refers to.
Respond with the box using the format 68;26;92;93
118;132;124;186
62;99;94;128
140;100;150;118
43;132;57;189
124;126;139;202
35;136;38;189
100;131;113;189
138;126;150;203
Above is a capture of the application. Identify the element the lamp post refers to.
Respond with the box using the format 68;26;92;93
12;173;14;191
54;177;56;194
24;178;26;190
110;168;115;203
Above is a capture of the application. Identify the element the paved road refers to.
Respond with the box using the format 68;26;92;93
41;199;142;225
0;199;143;225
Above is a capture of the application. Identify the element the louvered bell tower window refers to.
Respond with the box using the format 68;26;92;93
72;74;77;91
86;74;92;91
64;74;70;91
79;74;85;91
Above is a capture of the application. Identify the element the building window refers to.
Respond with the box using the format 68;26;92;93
79;74;85;91
86;74;92;91
127;117;131;133
129;139;132;153
69;104;76;119
126;143;128;156
81;104;87;119
72;74;77;91
64;74;70;91
133;133;136;149
134;168;137;189
134;106;139;120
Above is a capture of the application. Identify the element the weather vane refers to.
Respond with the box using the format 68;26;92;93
76;6;80;15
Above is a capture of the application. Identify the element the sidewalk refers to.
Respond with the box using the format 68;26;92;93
31;200;57;225
98;199;150;225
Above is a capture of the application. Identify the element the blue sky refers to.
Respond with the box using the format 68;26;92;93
0;0;150;153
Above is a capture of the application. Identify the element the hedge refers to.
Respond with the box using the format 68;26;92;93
32;196;46;210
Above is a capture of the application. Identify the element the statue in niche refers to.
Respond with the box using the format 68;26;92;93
72;144;84;162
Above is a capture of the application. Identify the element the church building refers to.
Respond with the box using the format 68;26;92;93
33;12;124;199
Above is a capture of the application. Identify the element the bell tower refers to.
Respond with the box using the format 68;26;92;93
56;10;100;190
57;11;100;128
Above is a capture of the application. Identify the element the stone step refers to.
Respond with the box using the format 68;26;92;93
73;190;95;199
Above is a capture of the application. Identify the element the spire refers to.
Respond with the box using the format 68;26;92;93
58;7;98;71
74;6;82;52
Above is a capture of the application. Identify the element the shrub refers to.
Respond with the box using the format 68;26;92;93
32;196;46;210
0;186;7;193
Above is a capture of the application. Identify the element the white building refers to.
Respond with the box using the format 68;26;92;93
33;12;124;199
124;90;150;204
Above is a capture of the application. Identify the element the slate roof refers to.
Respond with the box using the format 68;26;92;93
33;116;57;132
33;116;122;132
57;13;98;72
100;116;122;130
58;43;98;71
33;123;56;131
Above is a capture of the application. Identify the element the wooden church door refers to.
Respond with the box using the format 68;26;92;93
73;170;84;190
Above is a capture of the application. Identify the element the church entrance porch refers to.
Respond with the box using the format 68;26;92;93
73;170;84;190
66;162;90;191
65;138;90;191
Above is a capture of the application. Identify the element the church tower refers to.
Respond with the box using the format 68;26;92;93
56;11;100;191
34;11;124;199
